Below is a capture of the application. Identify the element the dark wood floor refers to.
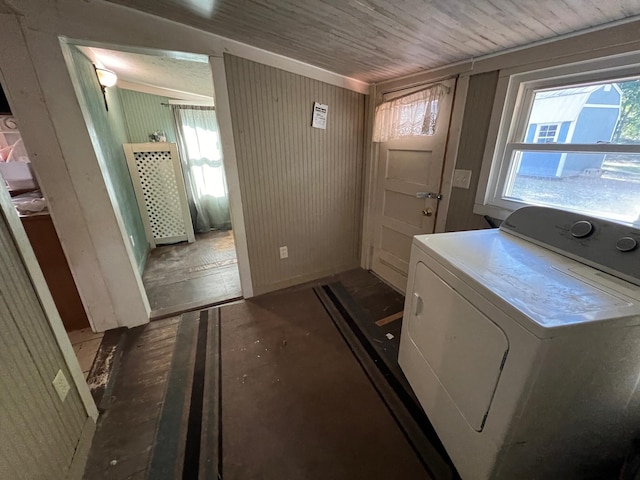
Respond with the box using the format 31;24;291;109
338;268;405;339
221;286;427;479
83;316;181;479
142;230;242;318
82;269;431;480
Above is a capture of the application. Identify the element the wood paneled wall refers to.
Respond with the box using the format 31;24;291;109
119;89;177;144
224;55;365;294
0;211;87;478
69;47;149;273
445;71;500;232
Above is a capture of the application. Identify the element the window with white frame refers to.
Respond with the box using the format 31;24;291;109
476;59;640;227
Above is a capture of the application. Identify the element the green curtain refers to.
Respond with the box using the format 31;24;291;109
171;105;231;232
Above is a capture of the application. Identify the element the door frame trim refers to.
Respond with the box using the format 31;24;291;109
434;75;469;234
210;55;254;298
360;84;377;269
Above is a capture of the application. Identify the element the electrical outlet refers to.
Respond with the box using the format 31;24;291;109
129;234;135;247
452;169;472;189
279;246;288;259
52;369;70;402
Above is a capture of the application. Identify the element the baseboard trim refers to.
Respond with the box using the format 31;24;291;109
252;262;360;296
66;416;96;480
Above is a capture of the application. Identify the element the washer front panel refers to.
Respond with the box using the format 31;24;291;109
407;262;509;431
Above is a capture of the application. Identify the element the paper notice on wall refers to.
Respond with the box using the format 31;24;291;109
311;102;328;129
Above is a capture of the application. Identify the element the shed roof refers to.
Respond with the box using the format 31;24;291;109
529;85;619;124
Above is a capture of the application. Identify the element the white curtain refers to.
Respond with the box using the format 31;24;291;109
171;105;231;232
372;84;446;142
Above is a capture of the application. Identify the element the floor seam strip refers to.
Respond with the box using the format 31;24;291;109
313;284;456;480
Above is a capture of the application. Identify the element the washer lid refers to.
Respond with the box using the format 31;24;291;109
413;229;639;337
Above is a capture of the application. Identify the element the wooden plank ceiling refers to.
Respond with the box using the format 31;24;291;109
106;0;640;83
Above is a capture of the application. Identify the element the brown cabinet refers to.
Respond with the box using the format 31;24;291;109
20;213;90;332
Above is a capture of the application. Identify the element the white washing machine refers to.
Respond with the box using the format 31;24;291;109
398;206;640;479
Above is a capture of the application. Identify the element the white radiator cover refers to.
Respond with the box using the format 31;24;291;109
124;142;195;247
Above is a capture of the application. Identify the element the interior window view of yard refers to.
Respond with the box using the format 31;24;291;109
508;154;640;224
499;77;640;224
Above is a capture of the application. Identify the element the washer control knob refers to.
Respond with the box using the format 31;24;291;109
570;220;593;238
616;236;638;252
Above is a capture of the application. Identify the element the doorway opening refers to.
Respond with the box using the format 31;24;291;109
0;81;101;380
143;229;240;318
68;43;243;319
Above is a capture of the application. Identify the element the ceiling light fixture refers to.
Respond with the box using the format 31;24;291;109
94;66;118;111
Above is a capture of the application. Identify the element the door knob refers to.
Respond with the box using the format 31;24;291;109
422;208;433;217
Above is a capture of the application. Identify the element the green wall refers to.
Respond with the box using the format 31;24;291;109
119;89;177;143
68;46;149;273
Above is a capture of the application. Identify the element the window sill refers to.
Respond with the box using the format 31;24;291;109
475;201;640;229
472;203;514;221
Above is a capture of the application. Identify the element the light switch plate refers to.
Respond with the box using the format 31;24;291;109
279;246;288;259
453;169;472;189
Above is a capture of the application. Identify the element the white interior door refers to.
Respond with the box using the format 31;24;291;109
371;79;455;292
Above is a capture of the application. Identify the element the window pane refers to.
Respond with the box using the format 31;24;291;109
504;150;640;224
525;78;640;145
